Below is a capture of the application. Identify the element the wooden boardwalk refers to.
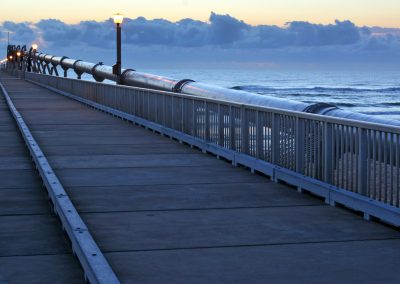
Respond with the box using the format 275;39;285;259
1;73;400;283
0;78;84;283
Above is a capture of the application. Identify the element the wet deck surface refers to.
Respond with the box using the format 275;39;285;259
1;73;400;283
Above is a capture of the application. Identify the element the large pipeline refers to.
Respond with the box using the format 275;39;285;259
31;51;400;127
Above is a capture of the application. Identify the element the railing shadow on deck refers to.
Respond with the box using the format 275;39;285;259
8;70;400;227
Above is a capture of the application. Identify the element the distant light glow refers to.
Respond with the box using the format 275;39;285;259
112;13;124;25
31;44;38;50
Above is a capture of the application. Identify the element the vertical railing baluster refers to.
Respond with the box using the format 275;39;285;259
324;122;333;185
205;101;210;141
271;113;281;168
295;117;305;175
256;111;263;160
241;107;249;154
229;106;235;151
218;104;224;147
358;127;368;196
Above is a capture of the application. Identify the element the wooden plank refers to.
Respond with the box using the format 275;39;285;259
105;239;400;284
56;166;267;187
0;255;85;284
0;187;49;215
66;183;321;213
0;215;75;256
81;206;400;252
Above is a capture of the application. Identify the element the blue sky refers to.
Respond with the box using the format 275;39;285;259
1;2;399;70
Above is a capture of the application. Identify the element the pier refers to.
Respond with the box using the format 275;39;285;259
1;53;400;283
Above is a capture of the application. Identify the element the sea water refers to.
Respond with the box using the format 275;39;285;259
83;69;400;121
141;69;400;121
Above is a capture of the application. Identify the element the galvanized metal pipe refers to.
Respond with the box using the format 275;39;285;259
30;52;400;127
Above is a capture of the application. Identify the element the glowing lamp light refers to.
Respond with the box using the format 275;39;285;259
9;56;13;60
16;52;21;57
112;13;124;25
32;44;38;50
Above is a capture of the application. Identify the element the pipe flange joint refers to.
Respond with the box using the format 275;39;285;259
92;62;105;82
173;79;195;93
303;103;338;114
120;69;136;84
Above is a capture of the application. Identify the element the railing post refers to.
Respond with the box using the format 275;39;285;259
324;122;334;185
271;113;281;166
218;104;224;147
171;96;175;130
205;102;210;141
358;128;368;196
229;106;235;150
256;111;263;159
180;97;184;133
241;107;249;154
192;99;196;137
296;118;305;174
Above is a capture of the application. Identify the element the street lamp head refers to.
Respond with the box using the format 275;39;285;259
112;13;124;25
9;56;13;60
32;44;38;50
16;52;21;57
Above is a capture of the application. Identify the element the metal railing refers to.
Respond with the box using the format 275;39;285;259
24;72;400;224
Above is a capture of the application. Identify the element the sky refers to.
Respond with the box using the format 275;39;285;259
0;1;400;70
1;0;399;27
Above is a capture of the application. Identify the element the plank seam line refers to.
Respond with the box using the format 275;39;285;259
0;252;76;259
0;81;120;284
96;236;400;254
75;204;327;215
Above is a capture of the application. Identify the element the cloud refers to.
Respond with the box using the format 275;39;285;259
1;12;400;69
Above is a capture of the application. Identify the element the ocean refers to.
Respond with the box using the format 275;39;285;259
83;69;400;121
140;69;400;121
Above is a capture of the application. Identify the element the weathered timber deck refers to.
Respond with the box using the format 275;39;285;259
0;78;84;283
1;72;400;283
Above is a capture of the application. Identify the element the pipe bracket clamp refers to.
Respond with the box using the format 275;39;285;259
120;69;136;84
92;62;105;82
303;102;338;114
59;56;69;70
173;79;195;93
72;60;83;76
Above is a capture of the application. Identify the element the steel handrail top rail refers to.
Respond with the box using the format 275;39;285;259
42;73;400;135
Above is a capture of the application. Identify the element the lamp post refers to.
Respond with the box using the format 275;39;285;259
28;44;38;72
112;13;124;84
16;51;21;70
9;55;14;69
